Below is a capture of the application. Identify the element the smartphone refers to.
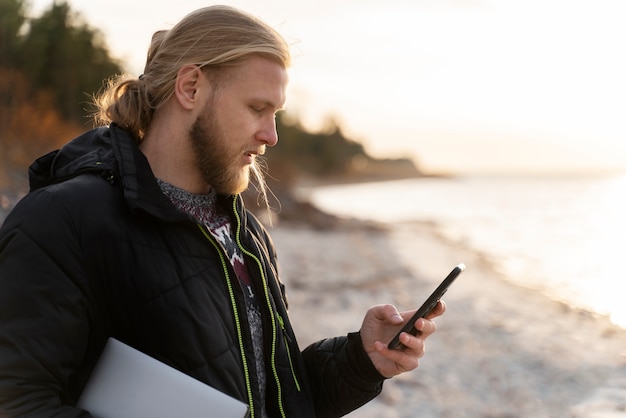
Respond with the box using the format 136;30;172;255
388;263;465;350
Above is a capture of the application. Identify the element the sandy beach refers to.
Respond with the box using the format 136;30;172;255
268;219;626;418
3;188;625;417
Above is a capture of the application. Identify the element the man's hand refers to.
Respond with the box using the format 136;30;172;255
359;301;446;378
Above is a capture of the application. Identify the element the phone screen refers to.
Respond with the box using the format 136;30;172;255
388;263;465;350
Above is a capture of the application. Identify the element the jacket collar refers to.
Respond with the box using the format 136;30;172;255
109;125;247;225
107;125;190;222
28;124;247;224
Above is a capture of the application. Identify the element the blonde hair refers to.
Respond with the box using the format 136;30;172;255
92;5;291;141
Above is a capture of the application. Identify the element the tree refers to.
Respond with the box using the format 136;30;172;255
0;0;123;189
0;68;83;188
0;0;27;68
19;1;123;124
268;113;370;177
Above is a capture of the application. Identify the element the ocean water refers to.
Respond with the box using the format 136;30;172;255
304;173;626;329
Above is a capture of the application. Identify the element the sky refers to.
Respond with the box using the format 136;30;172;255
29;0;626;175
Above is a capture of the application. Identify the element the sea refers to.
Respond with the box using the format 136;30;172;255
303;173;626;330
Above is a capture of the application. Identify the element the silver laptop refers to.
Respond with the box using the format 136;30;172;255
77;338;250;418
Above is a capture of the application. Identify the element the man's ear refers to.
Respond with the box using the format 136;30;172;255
174;64;203;110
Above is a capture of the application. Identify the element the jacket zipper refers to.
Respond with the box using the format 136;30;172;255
230;199;297;418
277;314;302;392
197;224;255;416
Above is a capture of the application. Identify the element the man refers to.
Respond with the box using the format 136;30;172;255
0;5;445;417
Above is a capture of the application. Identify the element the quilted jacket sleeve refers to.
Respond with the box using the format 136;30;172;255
0;190;93;417
303;332;385;417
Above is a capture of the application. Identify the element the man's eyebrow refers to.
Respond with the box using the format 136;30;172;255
262;101;286;113
251;97;285;109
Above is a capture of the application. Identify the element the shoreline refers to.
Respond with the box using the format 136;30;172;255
269;219;626;417
412;219;623;330
4;177;626;415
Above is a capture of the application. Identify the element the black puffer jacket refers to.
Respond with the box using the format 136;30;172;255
0;125;384;417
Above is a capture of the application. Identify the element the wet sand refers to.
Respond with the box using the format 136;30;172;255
269;220;626;417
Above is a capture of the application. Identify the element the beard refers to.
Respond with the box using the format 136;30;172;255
189;111;252;195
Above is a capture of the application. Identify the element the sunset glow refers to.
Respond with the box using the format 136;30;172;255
30;0;626;174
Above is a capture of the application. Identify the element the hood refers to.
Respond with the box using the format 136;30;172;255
26;124;234;224
29;126;118;191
